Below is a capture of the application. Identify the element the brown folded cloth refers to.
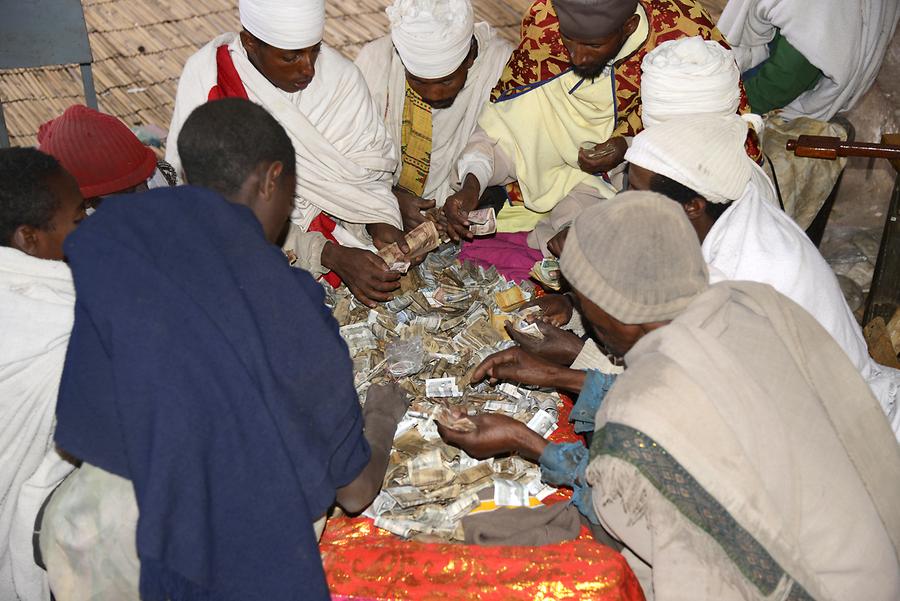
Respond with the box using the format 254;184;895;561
463;503;581;546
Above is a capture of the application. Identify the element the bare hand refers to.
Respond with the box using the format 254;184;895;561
578;136;627;174
438;411;545;460
321;243;401;308
471;347;565;388
504;320;585;366
524;293;574;327
442;174;480;242
394;188;437;231
363;382;410;424
547;227;569;258
367;222;410;255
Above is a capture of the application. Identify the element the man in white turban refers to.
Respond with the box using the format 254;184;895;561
641;36;747;128
354;0;512;231
625;113;900;440
166;0;408;307
718;0;899;119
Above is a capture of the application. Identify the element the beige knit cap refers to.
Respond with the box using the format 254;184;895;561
560;191;709;324
625;113;753;203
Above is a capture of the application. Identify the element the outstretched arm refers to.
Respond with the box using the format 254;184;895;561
335;383;409;513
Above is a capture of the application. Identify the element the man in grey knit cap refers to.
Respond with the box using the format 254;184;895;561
440;191;900;601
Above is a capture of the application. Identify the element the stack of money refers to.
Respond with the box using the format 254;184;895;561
467;208;496;236
377;221;441;273
530;258;562;291
327;244;563;541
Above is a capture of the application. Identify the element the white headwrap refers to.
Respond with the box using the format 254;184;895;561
387;0;475;79
625;114;753;204
641;37;742;128
239;0;325;50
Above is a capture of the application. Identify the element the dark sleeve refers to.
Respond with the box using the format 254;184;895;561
325;400;371;490
54;300;129;477
743;31;823;114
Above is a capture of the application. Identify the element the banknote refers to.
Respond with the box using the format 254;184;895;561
432;404;476;432
339;323;377;354
467;207;496;236
425;377;462;398
513;319;544;340
493;477;529;507
377;221;441;272
407;449;453;487
526;408;558;439
530;258;562;290
494;284;528;312
405;220;441;258
482;399;519;414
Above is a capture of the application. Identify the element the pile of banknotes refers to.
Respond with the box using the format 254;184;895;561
326;244;562;541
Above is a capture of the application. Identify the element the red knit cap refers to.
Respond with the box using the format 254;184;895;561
38;105;157;198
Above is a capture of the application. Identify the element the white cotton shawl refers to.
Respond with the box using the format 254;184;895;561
704;162;900;440
239;0;325;50
355;22;512;206
718;0;900;120
387;0;476;79
641;37;743;128
166;33;401;233
0;248;76;601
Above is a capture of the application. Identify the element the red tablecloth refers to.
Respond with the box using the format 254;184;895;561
321;398;645;601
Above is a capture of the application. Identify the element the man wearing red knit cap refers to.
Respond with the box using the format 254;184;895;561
38;105;175;211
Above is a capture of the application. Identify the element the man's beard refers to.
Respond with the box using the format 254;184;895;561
426;96;457;110
572;62;610;80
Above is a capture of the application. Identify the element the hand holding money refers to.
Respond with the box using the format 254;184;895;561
577;136;627;174
503;320;585;367
437;411;548;461
377;221;441;273
471;347;580;390
321;244;401;308
442;174;481;242
529;258;561;290
523;294;574;327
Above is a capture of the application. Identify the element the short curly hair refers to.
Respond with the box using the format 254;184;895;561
177;98;296;197
0;148;65;246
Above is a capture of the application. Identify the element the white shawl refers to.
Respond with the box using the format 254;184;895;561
354;23;511;207
166;33;402;232
718;0;900;120
702;162;900;439
0;248;76;601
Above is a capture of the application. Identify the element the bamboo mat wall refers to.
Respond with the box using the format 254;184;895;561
0;0;531;147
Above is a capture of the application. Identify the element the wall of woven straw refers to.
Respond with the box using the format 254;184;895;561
0;0;531;147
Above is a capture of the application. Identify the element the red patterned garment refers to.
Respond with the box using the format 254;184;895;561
490;0;761;204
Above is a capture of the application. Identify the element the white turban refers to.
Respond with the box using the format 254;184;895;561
387;0;475;79
641;37;741;128
625;114;753;204
239;0;325;50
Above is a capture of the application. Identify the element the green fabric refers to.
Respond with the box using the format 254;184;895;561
743;31;823;114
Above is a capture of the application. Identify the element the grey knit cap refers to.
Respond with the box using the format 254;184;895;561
559;191;709;324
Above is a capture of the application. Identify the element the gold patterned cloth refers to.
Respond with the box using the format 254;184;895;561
397;83;433;197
